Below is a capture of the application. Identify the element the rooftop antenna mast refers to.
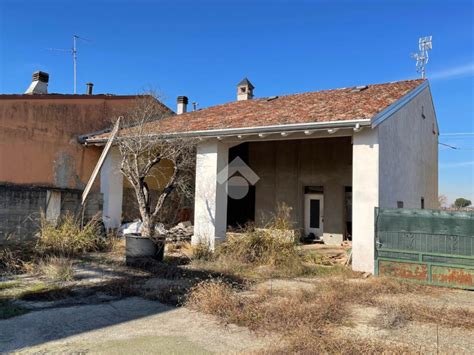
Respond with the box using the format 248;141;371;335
411;36;432;79
48;35;89;94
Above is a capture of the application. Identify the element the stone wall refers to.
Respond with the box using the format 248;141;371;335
0;184;102;243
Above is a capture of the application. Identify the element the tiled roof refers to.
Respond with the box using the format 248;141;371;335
87;79;425;141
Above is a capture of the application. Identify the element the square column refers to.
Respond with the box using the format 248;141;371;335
352;129;379;273
192;140;229;250
46;190;61;223
100;147;123;230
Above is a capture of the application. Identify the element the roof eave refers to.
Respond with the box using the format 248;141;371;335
84;118;372;145
371;80;428;127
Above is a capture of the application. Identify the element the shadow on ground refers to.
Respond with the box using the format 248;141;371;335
0;256;246;352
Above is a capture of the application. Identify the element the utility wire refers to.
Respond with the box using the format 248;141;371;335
439;142;459;150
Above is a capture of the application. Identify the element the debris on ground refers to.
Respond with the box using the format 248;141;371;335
166;221;193;243
117;221;193;243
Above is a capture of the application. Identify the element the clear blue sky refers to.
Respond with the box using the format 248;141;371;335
1;0;473;204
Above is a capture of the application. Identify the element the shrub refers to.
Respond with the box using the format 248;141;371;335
36;212;103;257
191;242;214;261
217;229;302;270
269;201;294;230
0;243;35;275
208;202;304;276
186;280;243;321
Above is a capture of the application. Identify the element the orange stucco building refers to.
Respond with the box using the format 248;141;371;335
0;94;139;189
0;71;174;241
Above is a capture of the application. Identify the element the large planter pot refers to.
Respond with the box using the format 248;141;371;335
125;235;164;265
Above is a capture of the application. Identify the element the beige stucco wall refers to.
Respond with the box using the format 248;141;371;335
378;86;438;209
248;137;352;243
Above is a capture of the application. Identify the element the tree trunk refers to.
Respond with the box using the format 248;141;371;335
141;216;155;239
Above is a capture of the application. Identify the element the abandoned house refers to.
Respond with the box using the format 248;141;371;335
83;78;439;273
0;71;172;242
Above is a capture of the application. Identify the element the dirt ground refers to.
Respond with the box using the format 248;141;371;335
1;244;473;354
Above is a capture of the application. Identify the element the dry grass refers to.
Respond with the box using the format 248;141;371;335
0;243;35;275
375;302;409;329
186;278;417;353
189;204;313;278
280;328;412;354
38;256;75;282
190;242;215;261
376;301;474;330
186;279;348;331
16;282;74;302
0;281;21;290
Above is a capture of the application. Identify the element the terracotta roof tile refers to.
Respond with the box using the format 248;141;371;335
87;79;425;140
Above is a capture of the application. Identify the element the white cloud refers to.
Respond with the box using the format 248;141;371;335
440;132;474;136
430;63;474;80
440;161;474;168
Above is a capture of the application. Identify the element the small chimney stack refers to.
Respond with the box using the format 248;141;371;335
86;82;94;95
177;96;188;114
237;77;254;101
25;71;49;94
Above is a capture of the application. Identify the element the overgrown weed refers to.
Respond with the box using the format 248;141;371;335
376;301;474;330
35;212;104;257
38;256;75;282
186;278;415;353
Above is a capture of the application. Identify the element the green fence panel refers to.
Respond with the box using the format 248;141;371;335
374;208;474;289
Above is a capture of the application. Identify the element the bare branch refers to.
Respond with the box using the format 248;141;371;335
114;92;196;238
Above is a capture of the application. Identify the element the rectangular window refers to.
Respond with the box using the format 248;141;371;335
397;201;404;208
421;197;425;209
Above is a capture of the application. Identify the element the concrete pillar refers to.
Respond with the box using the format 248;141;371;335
352;129;379;273
46;190;61;223
100;147;123;230
192;140;229;250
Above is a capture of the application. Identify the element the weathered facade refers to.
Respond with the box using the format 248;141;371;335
85;78;439;274
248;137;352;244
0;73;148;241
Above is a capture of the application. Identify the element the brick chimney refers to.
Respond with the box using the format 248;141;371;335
86;82;94;95
25;71;49;94
177;96;188;114
237;77;254;101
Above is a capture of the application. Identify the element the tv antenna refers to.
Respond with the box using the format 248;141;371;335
411;36;432;79
48;35;90;94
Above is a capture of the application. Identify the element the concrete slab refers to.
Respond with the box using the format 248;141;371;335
0;297;272;354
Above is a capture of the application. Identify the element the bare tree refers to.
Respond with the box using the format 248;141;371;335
115;93;195;240
438;195;448;209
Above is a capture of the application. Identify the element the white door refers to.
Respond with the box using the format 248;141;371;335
304;194;324;237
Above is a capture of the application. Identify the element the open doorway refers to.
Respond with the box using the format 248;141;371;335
227;143;256;228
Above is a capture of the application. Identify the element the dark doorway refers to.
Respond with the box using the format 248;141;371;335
227;143;256;228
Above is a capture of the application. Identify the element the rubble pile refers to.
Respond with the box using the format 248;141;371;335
118;221;194;243
165;221;193;243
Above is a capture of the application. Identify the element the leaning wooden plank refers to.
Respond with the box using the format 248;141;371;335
81;117;122;205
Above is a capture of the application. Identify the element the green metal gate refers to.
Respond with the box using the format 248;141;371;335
374;208;474;289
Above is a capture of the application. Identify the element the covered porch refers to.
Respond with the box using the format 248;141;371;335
192;128;379;273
